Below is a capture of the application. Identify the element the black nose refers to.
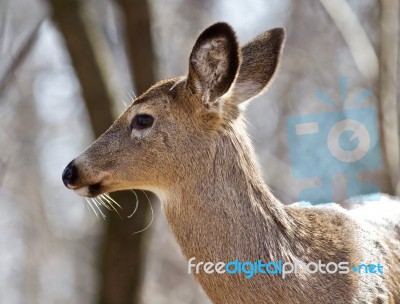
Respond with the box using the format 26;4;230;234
62;160;77;187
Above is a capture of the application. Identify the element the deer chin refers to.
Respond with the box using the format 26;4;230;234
72;182;103;197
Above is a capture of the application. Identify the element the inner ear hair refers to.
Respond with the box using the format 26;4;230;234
187;22;240;105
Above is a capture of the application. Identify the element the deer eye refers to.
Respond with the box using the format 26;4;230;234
131;114;154;130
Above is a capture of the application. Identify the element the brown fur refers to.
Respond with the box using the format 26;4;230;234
64;23;400;303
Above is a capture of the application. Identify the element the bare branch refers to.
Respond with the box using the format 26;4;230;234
319;0;379;84
0;19;44;98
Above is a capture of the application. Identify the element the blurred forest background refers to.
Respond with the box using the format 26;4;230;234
0;0;399;303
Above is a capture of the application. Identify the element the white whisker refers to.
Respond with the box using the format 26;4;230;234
96;196;112;211
92;198;106;220
132;190;154;235
84;199;91;212
125;90;136;105
99;194;122;218
128;190;139;219
128;90;137;99
120;90;137;108
85;198;99;221
104;193;122;209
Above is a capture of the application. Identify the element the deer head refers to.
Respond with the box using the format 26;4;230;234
62;22;285;201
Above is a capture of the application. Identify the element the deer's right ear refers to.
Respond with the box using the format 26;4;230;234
186;22;240;105
230;28;285;105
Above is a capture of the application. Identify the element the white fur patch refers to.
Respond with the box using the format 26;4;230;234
74;186;90;197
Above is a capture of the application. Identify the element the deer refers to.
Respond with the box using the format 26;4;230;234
62;22;400;303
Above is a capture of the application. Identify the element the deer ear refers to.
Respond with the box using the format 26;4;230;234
187;22;240;104
230;28;285;105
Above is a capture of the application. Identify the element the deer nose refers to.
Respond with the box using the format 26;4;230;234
62;160;77;187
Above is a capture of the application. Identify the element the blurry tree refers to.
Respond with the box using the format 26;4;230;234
0;20;43;97
13;72;47;303
46;0;156;303
98;0;157;303
379;0;399;195
116;0;156;96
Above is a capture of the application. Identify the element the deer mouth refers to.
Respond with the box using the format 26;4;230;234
72;183;103;198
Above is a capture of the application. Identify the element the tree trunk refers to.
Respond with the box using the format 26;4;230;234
115;0;157;95
379;0;399;195
46;0;156;303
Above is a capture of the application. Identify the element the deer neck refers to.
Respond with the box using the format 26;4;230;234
163;119;297;263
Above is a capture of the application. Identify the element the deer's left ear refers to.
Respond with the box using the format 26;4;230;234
187;22;240;104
